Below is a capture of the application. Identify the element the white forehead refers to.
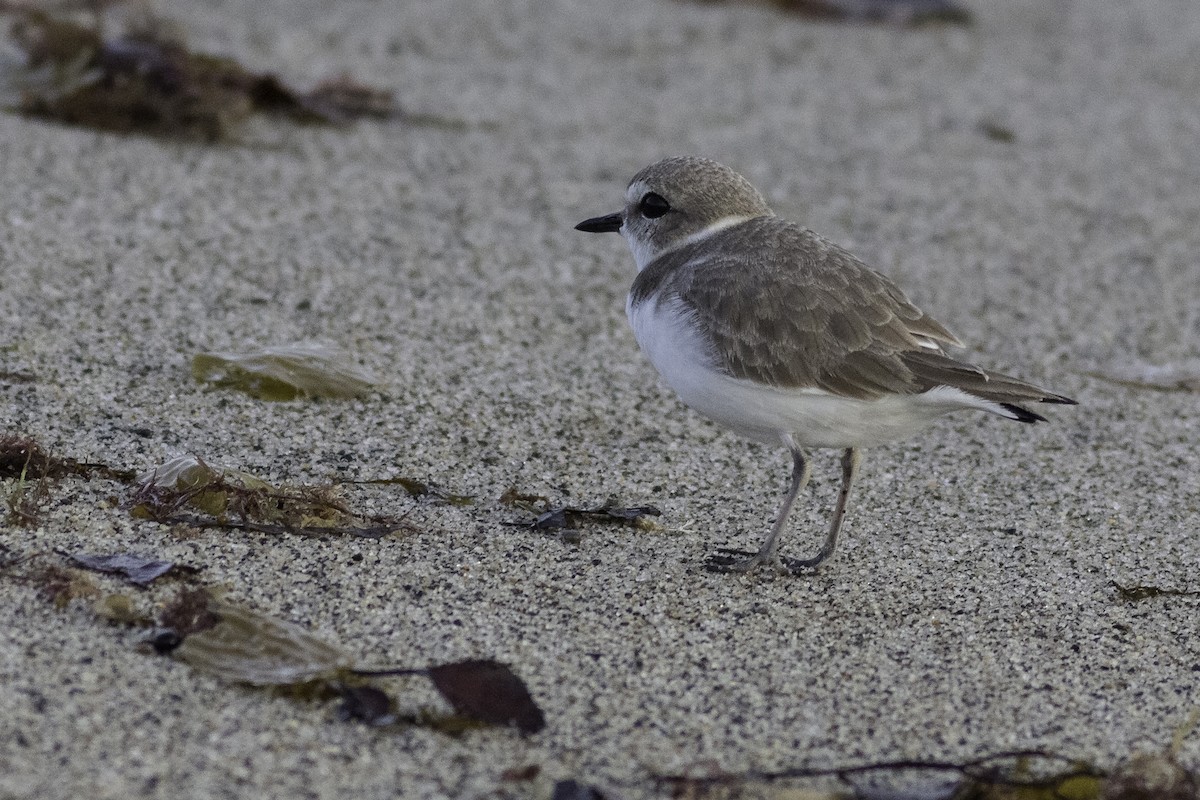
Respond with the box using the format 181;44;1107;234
625;179;652;204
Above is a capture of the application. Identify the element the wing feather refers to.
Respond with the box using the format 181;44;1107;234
636;218;954;399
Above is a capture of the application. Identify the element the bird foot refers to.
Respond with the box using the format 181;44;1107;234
705;548;818;576
704;547;768;573
705;544;820;575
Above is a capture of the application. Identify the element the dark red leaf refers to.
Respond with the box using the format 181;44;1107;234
426;659;545;735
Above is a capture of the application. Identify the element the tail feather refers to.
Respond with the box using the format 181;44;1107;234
902;349;1077;420
999;403;1048;424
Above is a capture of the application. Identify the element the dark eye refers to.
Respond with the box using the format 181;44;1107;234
639;192;671;219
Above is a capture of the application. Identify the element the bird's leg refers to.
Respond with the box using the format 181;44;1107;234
706;447;811;574
780;447;861;574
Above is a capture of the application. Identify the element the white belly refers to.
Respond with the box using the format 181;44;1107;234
626;295;995;449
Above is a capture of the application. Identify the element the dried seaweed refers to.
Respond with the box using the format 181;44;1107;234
689;0;971;25
509;502;662;532
501;486;661;533
0;433;135;481
5;9;402;140
130;455;410;538
158;585;221;637
3;443;52;526
656;750;1104;798
191;344;376;401
1085;360;1200;393
21;561;101;608
366;476;474;506
1111;581;1200;602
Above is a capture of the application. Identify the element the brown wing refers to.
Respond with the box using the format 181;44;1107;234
640;218;961;400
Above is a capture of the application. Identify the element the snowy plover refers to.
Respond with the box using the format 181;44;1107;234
576;156;1075;574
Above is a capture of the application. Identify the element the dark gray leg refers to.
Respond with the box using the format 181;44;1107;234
781;447;861;573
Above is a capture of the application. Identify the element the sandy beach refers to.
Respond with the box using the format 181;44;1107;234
2;0;1198;797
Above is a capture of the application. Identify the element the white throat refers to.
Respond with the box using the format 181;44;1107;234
625;215;755;272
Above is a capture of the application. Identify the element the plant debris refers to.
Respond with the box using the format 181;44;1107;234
5;9;402;140
498;486;551;510
372;476;474;506
2;434;135;525
13;560;101;608
657;750;1106;798
130;454;409;538
551;779;610;800
1111;581;1200;602
1085;360;1200;393
501;764;542;782
94;593;154;625
175;596;352;686
508;502;662;533
349;657;547;736
3;447;51;526
333;683;397;726
67;551;198;587
690;0;971;25
425;659;546;736
0;368;36;383
1105;752;1199;800
191;344;376;401
301;73;400;123
501;486;661;534
978;119;1017;143
0;434;57;479
0;434;136;481
158;585;222;638
158;591;546;734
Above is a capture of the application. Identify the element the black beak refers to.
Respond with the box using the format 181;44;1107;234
575;212;623;233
